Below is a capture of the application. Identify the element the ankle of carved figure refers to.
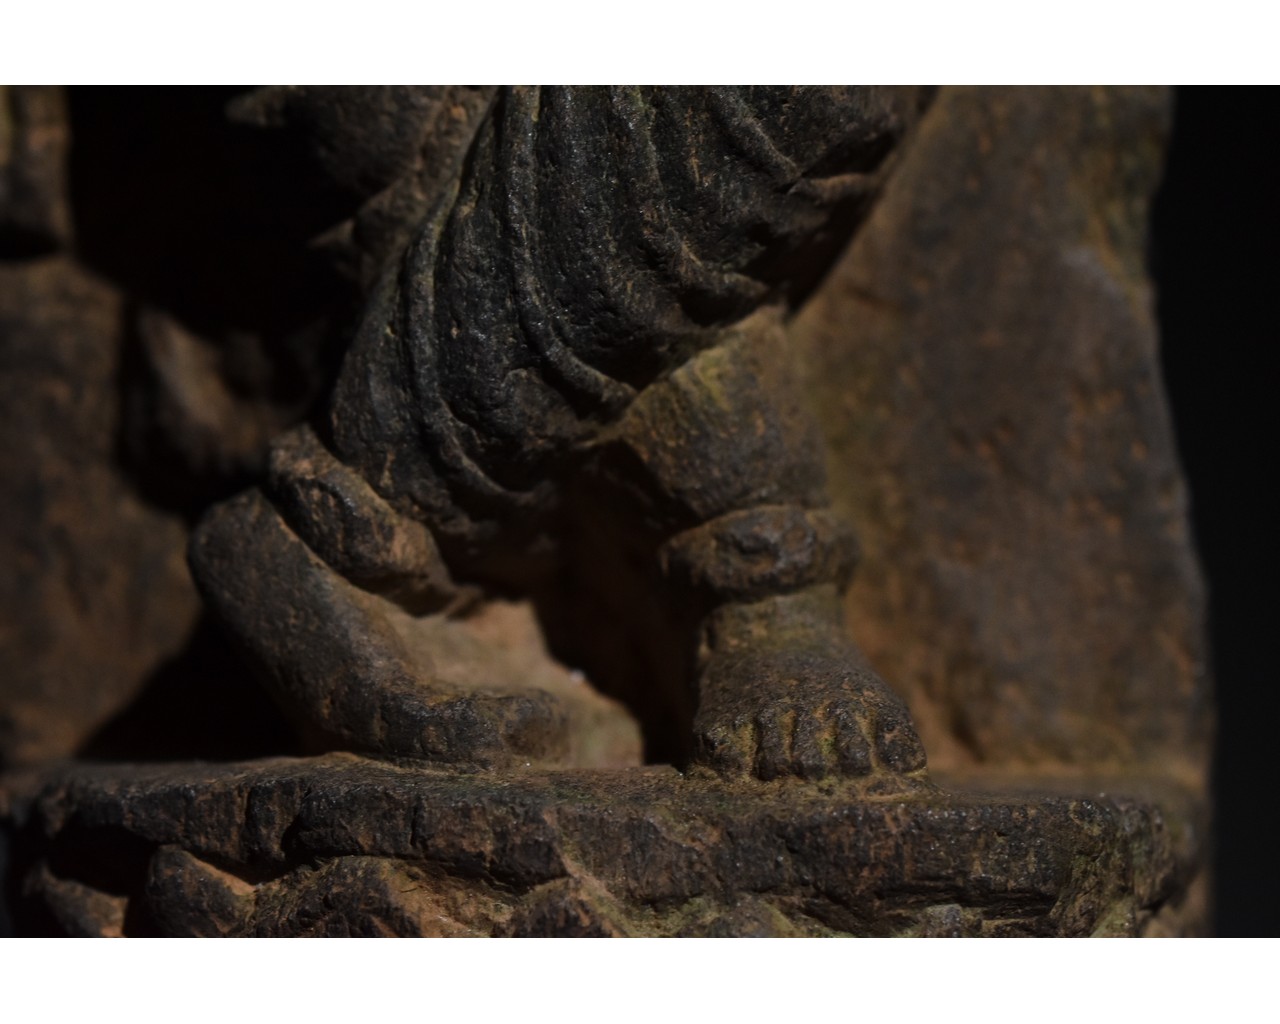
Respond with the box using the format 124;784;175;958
695;584;855;662
658;505;857;604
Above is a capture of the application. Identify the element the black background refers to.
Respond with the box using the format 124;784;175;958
1151;86;1277;936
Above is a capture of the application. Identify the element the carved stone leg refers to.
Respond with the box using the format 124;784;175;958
188;426;571;765
609;312;926;779
664;518;925;779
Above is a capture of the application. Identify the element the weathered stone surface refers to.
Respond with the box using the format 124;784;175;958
187;87;934;780
1;757;1203;937
0;256;201;766
0;87;209;766
796;86;1210;776
0;87;1213;936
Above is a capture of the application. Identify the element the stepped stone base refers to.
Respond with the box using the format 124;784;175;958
0;756;1204;937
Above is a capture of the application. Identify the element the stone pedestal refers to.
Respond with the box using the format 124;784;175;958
1;756;1203;937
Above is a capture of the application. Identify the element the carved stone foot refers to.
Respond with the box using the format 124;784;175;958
378;600;642;769
694;649;927;780
190;489;607;767
337;678;571;767
692;589;926;780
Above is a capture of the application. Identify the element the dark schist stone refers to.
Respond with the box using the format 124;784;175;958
0;756;1202;937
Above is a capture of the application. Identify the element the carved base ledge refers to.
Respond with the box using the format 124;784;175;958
0;757;1204;937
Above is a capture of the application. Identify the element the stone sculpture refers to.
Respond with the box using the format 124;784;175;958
190;86;930;779
0;86;1210;936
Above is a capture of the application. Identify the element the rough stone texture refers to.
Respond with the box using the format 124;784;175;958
0;86;1212;935
795;86;1211;777
0;86;203;767
0;255;201;766
187;87;934;780
0;756;1203;937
